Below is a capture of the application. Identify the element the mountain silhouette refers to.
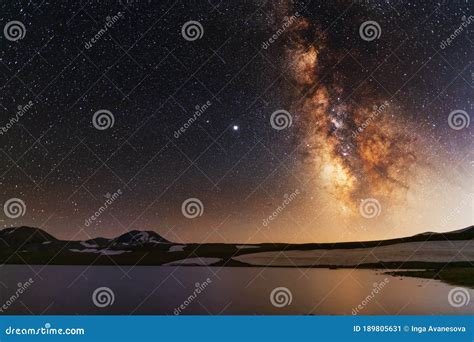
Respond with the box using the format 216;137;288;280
0;225;472;268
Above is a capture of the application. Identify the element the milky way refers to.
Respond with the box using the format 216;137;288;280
286;14;419;213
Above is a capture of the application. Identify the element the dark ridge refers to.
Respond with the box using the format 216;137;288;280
83;237;111;246
0;225;472;249
113;230;170;244
0;226;57;247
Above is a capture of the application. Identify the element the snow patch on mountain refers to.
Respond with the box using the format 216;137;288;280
164;257;221;266
236;245;259;249
169;245;186;252
69;248;130;255
80;241;98;248
235;240;474;267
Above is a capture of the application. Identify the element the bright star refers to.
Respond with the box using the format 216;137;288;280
233;125;239;131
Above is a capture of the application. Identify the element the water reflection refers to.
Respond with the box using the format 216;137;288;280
0;266;472;315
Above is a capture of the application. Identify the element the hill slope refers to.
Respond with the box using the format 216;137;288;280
0;225;472;268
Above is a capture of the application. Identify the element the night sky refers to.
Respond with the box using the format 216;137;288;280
0;0;472;243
